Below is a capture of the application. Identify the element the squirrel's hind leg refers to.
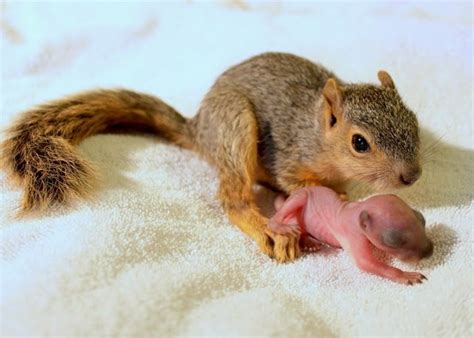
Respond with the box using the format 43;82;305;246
201;90;300;263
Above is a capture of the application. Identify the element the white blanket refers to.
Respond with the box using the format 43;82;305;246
1;2;473;336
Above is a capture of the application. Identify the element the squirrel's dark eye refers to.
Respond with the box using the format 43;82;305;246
352;134;370;153
330;114;337;127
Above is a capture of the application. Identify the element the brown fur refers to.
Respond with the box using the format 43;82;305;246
1;52;421;262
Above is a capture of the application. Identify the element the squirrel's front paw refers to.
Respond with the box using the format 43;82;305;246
394;271;427;285
264;228;300;263
268;220;301;236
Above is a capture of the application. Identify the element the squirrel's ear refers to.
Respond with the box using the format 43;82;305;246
377;70;396;89
323;78;343;123
323;78;342;108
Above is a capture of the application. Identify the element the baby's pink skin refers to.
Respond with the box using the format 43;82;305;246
269;186;433;285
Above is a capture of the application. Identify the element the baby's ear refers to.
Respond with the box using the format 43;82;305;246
322;78;343;129
412;209;426;227
359;210;371;232
377;70;396;90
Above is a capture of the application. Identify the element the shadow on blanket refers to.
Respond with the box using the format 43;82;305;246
418;223;458;269
346;127;473;209
404;127;474;209
79;134;166;193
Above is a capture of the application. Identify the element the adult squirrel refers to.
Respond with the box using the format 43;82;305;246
1;52;421;262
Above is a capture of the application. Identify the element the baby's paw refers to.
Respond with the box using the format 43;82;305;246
396;271;427;285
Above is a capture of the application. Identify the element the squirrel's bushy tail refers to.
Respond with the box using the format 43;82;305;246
1;89;193;214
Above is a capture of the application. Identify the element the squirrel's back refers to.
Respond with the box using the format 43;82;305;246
214;52;338;120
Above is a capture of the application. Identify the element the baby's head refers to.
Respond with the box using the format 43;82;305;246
358;194;433;262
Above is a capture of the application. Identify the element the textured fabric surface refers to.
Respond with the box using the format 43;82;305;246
1;2;472;336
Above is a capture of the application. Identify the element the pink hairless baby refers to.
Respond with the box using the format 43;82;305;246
268;186;433;285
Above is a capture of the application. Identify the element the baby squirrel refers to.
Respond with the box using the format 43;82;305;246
269;186;432;285
1;52;421;263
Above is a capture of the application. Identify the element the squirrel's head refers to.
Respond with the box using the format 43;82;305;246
321;71;421;191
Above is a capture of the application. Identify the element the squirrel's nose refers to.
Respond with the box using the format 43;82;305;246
399;167;421;186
